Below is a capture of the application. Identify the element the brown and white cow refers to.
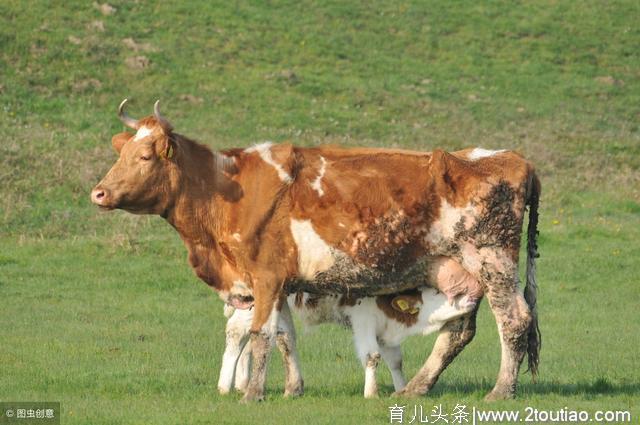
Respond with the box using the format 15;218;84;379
91;100;540;402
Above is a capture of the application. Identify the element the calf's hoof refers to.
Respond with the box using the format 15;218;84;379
218;386;231;395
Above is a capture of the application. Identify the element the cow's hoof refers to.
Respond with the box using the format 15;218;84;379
218;387;231;395
391;389;420;398
484;390;514;401
241;391;265;403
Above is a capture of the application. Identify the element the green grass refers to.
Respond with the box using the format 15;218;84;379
1;1;639;424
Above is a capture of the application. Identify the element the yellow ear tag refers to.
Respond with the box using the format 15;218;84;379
392;297;421;315
396;299;410;312
166;145;173;159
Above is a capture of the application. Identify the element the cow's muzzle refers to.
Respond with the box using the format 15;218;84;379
91;186;114;209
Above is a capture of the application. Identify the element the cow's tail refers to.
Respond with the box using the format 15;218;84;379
524;172;541;381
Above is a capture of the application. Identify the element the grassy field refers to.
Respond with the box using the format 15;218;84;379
1;1;639;424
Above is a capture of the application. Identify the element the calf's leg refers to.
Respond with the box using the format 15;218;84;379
350;308;381;398
379;344;406;392
396;307;478;397
233;339;252;393
275;301;304;397
218;309;252;395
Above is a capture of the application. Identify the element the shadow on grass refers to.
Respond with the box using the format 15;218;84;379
419;377;640;398
300;377;640;399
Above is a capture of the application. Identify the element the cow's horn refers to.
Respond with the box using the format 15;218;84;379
118;98;140;130
153;100;173;132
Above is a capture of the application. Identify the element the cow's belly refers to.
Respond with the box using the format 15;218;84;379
288;218;435;296
287;252;431;296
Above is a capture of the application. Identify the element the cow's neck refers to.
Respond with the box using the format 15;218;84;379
164;137;235;291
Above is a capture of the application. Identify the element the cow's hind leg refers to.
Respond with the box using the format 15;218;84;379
395;307;478;397
481;263;532;401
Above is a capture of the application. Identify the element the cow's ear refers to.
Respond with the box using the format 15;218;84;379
112;132;133;154
156;135;175;160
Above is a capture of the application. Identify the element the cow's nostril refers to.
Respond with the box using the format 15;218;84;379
91;188;109;205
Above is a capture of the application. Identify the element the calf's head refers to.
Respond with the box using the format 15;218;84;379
91;100;178;215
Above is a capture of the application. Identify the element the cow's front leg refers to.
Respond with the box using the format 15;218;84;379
275;301;304;397
241;284;283;403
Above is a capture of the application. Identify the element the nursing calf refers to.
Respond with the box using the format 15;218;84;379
220;287;478;398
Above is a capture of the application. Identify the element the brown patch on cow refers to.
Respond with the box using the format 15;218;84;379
376;289;422;326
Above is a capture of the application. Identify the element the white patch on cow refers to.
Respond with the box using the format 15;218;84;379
232;232;242;242
290;219;336;280
245;142;292;183
338;222;346;228
310;156;327;196
468;147;505;160
133;126;152;141
425;199;476;244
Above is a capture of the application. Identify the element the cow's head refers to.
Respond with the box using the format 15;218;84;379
91;99;178;215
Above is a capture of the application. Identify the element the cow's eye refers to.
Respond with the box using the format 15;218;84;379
140;154;151;161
